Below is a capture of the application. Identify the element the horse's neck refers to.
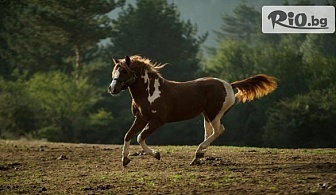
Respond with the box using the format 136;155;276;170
129;70;164;100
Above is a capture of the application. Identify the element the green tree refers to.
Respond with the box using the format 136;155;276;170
263;87;336;148
203;0;324;147
0;0;124;143
0;1;12;78
0;0;124;79
262;49;336;148
301;34;336;62
27;72;108;142
33;0;125;80
205;41;258;81
0;78;36;138
108;0;206;81
204;37;310;146
214;1;263;43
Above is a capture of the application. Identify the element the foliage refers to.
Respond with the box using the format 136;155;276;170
108;0;206;81
0;0;124;79
214;1;261;43
0;0;335;148
205;41;260;81
0;78;36;138
204;1;335;148
27;72;109;142
261;53;336;148
263;87;336;148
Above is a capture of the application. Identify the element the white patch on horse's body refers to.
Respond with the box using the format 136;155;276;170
141;70;150;91
214;79;235;117
110;68;120;92
141;70;161;105
148;79;161;104
152;110;157;113
141;69;149;83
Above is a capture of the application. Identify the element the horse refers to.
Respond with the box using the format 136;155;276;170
107;55;277;166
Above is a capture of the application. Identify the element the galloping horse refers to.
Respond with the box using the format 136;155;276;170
108;55;277;166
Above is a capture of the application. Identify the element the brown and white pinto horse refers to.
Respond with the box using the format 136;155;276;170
108;55;277;166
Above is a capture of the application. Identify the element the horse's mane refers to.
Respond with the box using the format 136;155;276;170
130;55;166;75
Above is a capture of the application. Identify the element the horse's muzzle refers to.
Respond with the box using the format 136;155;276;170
107;85;116;95
108;85;123;96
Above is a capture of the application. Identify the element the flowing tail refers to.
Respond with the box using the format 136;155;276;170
231;74;277;103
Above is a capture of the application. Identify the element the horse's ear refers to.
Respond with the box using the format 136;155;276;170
112;58;119;65
125;56;131;67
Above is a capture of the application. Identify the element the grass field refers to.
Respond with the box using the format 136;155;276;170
0;140;335;194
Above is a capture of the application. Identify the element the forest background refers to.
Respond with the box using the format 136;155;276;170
1;0;335;148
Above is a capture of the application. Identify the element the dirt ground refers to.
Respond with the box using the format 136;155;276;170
0;140;335;194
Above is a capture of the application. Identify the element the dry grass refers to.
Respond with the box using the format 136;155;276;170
0;140;335;194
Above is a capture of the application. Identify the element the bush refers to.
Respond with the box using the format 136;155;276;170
27;72;110;142
263;87;336;148
0;78;36;138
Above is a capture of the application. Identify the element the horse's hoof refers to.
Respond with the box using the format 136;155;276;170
122;157;131;167
190;158;201;166
154;152;160;160
190;153;204;165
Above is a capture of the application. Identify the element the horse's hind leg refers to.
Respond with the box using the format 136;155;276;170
203;115;213;141
137;120;163;160
191;94;234;165
191;81;235;165
191;118;224;165
198;115;213;155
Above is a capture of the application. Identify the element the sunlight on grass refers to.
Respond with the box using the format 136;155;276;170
161;145;181;153
222;174;235;183
169;174;183;181
303;149;336;155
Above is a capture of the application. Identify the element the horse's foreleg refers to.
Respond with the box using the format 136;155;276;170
122;117;147;166
137;120;163;160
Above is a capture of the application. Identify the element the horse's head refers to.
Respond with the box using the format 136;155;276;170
108;56;137;95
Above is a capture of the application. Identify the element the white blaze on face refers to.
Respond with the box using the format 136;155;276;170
109;68;120;92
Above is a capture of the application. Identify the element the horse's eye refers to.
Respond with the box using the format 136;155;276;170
121;69;128;74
